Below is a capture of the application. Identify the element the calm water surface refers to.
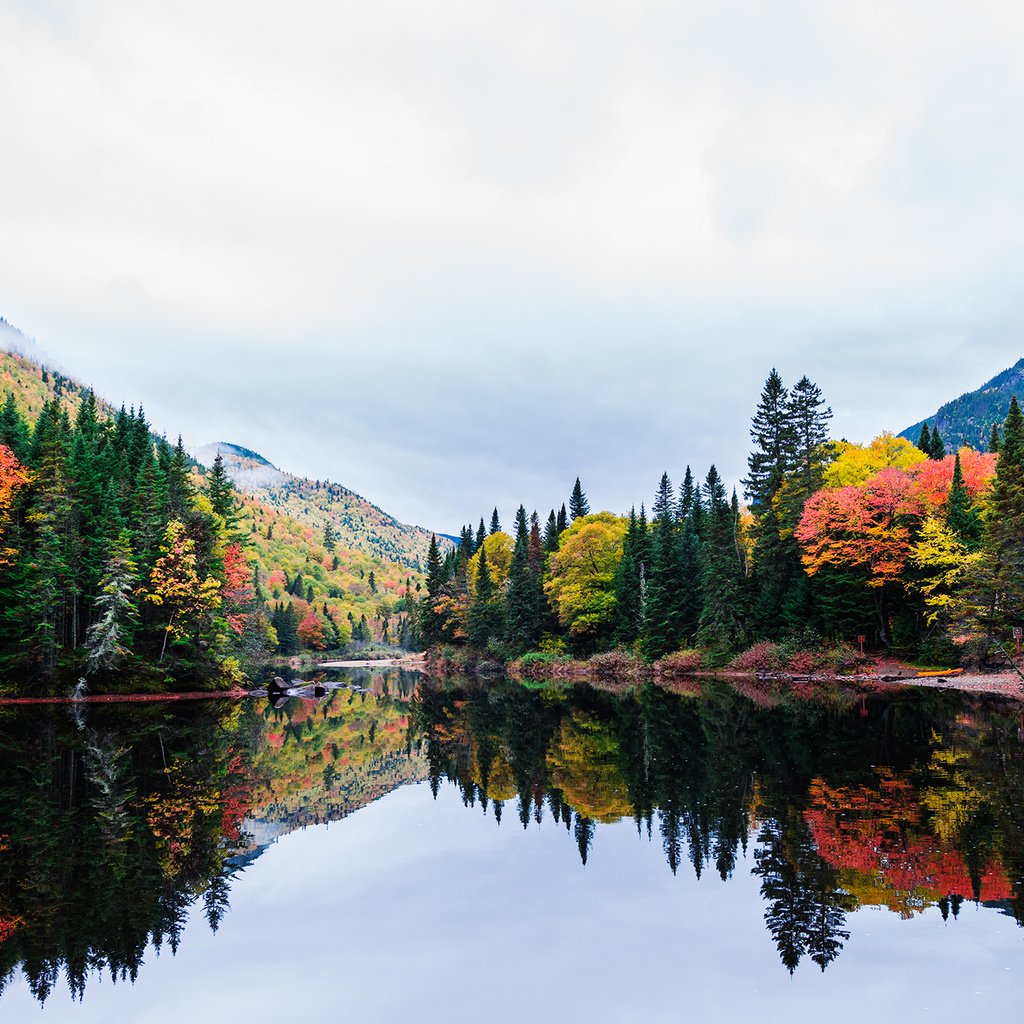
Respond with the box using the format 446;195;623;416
1;671;1022;1021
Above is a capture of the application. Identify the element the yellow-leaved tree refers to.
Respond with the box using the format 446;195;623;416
145;520;222;662
544;512;627;651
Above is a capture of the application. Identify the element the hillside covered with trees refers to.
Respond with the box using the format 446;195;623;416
0;348;434;693
903;357;1024;453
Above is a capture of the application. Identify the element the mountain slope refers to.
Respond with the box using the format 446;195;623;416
196;440;445;570
903;358;1024;449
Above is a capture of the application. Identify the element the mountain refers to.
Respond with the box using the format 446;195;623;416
0;317;53;367
903;358;1024;450
195;440;444;570
0;320;448;653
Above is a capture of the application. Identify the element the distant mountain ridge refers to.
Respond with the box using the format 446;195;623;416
902;357;1024;450
1;314;449;573
195;440;445;569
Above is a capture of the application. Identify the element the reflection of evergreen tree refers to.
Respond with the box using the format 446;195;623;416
753;810;852;974
0;703;257;1005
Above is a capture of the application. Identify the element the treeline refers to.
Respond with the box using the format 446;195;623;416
0;393;273;688
418;370;1020;666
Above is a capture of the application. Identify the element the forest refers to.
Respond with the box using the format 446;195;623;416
0;363;423;693
419;370;1023;673
2;358;1023;693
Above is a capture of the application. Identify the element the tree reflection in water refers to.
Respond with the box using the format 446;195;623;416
412;677;1024;973
1;674;1023;1004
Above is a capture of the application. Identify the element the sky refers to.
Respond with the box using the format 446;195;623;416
2;1;1024;534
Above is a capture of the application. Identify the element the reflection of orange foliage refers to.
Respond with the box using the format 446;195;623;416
0;912;26;944
806;770;1012;918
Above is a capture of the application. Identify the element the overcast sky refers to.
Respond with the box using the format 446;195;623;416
2;1;1023;533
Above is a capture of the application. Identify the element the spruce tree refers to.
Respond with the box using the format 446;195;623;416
964;398;1024;635
0;393;30;461
989;423;1001;454
475;518;487;550
744;369;794;508
490;507;501;534
641;474;684;658
556;504;568;535
568;478;590;520
543;510;560;552
85;530;140;674
917;422;934;457
697;466;747;650
946;452;981;549
929;424;946;460
469;549;502;647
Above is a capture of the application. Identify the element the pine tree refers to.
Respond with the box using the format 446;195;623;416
946;451;981;549
989;423;1001;454
0;393;30;461
568;478;590;520
697;466;747;650
961;398;1024;636
929;424;946;460
744;369;794;508
614;507;646;645
323;522;336;552
917;422;934;457
85;530;140;674
556;504;568;535
490;507;501;534
543;510;560;553
469;549;502;647
641;474;684;658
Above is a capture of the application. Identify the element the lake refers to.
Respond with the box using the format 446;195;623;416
1;670;1022;1021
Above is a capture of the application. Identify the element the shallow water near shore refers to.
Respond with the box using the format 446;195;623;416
2;669;1022;1021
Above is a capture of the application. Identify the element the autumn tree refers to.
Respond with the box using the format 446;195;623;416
544;513;627;653
145;520;222;662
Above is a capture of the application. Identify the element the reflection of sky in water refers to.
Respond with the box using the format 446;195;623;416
6;780;1022;1022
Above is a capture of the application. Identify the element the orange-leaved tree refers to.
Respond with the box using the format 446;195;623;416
0;443;32;566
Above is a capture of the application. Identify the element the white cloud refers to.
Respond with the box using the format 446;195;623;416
1;1;1023;527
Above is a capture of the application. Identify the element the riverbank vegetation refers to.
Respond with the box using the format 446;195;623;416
419;370;1021;673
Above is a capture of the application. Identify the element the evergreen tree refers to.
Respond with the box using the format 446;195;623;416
917;421;934;457
323;522;336;552
543;510;560;552
642;474;685;658
744;369;794;508
85;530;140;674
568;477;590;520
989;423;1001;454
946;451;981;549
697;466;747;650
964;398;1024;635
557;503;568;536
929;424;946;460
614;507;646;645
490;507;501;534
0;393;30;461
475;518;487;550
469;549;502;647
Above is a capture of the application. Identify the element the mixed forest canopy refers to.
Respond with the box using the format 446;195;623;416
3;338;1024;693
0;350;436;694
419;368;1022;671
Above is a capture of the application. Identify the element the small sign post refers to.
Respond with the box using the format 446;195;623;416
1014;626;1022;657
857;634;866;657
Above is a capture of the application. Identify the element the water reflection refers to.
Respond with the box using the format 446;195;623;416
411;677;1024;972
0;672;1022;1008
